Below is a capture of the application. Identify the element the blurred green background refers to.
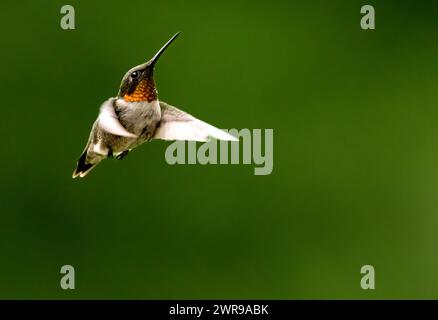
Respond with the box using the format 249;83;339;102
1;0;438;299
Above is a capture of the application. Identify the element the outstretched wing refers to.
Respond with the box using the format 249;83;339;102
154;101;238;142
97;98;137;138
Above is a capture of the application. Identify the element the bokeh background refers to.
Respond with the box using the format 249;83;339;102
1;0;438;299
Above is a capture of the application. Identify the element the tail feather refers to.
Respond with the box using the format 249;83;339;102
72;151;101;178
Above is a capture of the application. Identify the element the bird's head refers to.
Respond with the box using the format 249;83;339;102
118;32;180;102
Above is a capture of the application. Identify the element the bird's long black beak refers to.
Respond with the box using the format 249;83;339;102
147;32;180;70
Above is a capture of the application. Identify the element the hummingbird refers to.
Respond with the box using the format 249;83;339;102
72;32;237;178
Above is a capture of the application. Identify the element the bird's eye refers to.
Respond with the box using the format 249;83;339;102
131;71;140;79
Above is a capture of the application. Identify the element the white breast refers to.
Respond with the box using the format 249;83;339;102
115;98;161;135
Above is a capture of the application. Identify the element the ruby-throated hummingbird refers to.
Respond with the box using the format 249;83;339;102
72;32;237;178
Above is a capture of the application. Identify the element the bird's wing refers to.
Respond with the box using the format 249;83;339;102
153;101;238;142
97;98;137;138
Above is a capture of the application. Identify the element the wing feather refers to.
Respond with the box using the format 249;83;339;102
97;98;137;138
154;102;238;142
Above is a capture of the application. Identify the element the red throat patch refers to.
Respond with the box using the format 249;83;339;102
124;79;157;102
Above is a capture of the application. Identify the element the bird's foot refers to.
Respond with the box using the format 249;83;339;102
116;150;130;160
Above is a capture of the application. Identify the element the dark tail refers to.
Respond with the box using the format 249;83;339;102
72;150;101;178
